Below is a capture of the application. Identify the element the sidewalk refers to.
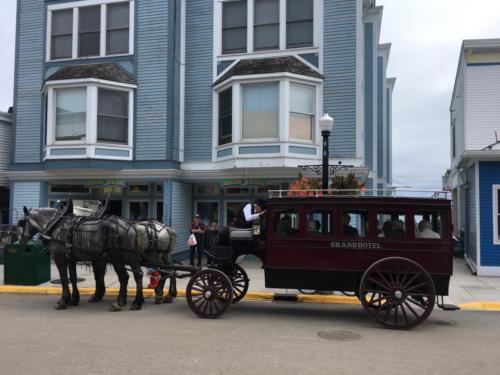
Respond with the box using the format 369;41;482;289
1;257;500;310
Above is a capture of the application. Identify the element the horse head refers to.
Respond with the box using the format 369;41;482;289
19;206;59;246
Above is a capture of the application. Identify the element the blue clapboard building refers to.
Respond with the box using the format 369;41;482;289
9;0;395;257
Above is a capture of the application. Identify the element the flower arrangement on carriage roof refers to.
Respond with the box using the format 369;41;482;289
288;173;365;196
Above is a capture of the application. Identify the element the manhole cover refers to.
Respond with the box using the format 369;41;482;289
50;278;86;284
318;330;361;341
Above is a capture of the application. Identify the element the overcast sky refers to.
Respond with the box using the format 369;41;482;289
1;0;499;189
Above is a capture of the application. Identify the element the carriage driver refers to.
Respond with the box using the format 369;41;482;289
237;199;267;229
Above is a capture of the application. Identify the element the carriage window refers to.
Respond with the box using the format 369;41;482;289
274;210;300;236
307;211;333;236
377;212;406;238
342;211;368;237
414;212;442;239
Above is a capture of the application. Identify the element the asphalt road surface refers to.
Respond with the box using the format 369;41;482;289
0;294;499;375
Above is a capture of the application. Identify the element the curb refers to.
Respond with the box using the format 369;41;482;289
0;285;499;311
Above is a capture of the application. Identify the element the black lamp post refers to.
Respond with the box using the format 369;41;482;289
319;112;334;189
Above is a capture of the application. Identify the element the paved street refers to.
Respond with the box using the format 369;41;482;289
0;293;499;375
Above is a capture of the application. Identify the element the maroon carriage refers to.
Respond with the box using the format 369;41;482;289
186;192;457;329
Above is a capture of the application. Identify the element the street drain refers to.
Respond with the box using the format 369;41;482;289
318;330;361;341
50;278;86;284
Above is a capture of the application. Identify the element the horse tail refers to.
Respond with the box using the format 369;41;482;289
166;227;177;255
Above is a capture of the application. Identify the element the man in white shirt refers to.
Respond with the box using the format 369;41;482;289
242;199;267;223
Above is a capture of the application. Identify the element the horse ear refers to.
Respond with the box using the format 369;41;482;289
23;206;29;216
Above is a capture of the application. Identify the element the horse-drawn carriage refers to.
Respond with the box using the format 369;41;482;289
19;190;457;330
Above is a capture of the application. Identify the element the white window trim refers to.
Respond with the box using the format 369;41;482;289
493;185;500;245
47;0;134;62
216;0;320;58
44;78;135;161
212;73;321;161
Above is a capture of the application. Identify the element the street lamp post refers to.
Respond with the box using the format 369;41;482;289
319;112;334;190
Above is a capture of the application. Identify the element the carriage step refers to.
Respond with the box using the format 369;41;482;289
273;294;298;302
439;303;460;311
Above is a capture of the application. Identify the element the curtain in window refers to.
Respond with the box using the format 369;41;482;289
290;84;314;140
242;83;279;139
97;89;128;144
79;6;101;57
55;88;87;141
51;9;73;59
222;0;247;54
287;0;313;48
107;2;130;55
254;0;279;51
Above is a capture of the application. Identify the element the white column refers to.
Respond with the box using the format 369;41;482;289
279;0;286;50
129;0;135;55
46;88;55;146
281;80;289;145
87;85;98;147
100;3;106;57
233;83;242;143
46;11;52;61
247;0;254;53
72;8;78;59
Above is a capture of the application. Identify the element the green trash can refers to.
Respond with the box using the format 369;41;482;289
4;241;51;285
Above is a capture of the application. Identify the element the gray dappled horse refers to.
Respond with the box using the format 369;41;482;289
19;206;177;311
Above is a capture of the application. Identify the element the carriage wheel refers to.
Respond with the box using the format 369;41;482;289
359;257;436;330
186;269;233;319
228;265;249;304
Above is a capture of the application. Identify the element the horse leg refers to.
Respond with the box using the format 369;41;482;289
89;259;106;303
109;264;129;312
163;273;177;304
68;260;80;306
54;256;71;310
130;264;144;311
154;273;167;304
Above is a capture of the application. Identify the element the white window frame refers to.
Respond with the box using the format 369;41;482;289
43;78;136;161
493;185;500;245
216;0;320;57
212;73;322;160
47;0;134;62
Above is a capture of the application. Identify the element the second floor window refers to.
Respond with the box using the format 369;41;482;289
79;6;101;57
98;89;129;144
222;0;247;54
287;0;314;49
218;88;233;145
290;84;314;141
51;9;73;59
254;0;279;51
55;88;87;142
242;83;279;139
107;2;130;55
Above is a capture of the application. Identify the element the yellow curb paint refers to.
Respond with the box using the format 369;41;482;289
297;294;360;305
459;301;500;312
245;291;274;301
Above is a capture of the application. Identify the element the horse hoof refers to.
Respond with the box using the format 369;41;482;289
109;303;122;312
88;295;103;303
130;303;143;311
54;302;67;310
163;296;174;304
154;296;163;305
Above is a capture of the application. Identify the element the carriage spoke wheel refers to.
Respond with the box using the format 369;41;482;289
227;265;249;304
186;269;233;319
359;257;436;330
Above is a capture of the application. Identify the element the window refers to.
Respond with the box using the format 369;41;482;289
55;88;87;142
226;201;246;226
242;82;279;139
219;88;232;145
287;0;314;48
156;200;164;223
307;210;333;236
414;212;442;239
196;202;220;226
254;0;279;51
78;6;101;57
98;88;129;144
290;84;314;141
128;184;149;194
107;2;130;55
377;212;406;238
129;201;149;220
195;184;220;196
222;0;247;54
342;210;368;238
495;187;500;243
48;1;131;61
274;210;300;236
51;9;73;59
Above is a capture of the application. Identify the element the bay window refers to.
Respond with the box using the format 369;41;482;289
55;88;87;141
254;0;280;51
222;0;247;54
242;83;279;139
286;0;314;48
218;88;233;145
48;1;133;61
290;84;314;141
98;88;129;144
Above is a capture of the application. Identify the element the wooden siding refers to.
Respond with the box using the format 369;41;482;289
11;182;41;223
171;181;192;253
184;0;213;162
364;22;374;170
465;64;500;151
136;0;169;160
324;0;358;158
0;118;12;187
14;0;45;163
479;161;500;267
465;164;477;265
